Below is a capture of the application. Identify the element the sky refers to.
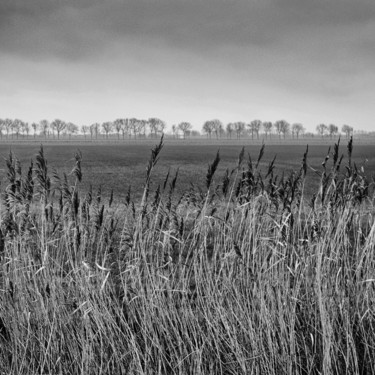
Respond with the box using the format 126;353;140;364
1;0;375;132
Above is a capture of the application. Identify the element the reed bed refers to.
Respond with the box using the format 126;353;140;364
0;137;374;374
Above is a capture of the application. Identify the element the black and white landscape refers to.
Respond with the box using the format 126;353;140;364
1;1;375;374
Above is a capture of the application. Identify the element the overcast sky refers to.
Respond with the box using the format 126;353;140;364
1;0;375;131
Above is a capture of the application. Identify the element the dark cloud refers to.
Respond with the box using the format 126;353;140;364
274;0;375;27
1;0;375;62
0;0;103;60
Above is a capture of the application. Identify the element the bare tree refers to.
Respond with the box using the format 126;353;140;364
121;119;129;139
22;122;30;138
328;124;338;139
81;125;89;139
248;119;262;140
12;119;23;138
40;119;49;138
3;118;12;138
212;120;223;139
148;118;164;138
341;124;353;138
67;122;78;139
202;120;215;138
156;120;166;136
31;122;39;138
51;119;66;139
178;122;192;139
233;122;245;139
114;119;123;139
274;120;290;139
128;118;138;138
202;119;222;139
316;123;328;138
226;123;233;139
262;121;273;139
102;122;113;139
138;120;146;137
90;123;100;139
292;123;304;139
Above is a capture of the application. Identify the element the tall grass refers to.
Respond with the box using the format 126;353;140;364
0;138;374;374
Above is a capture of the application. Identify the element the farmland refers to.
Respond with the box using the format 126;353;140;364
1;138;374;202
0;137;375;374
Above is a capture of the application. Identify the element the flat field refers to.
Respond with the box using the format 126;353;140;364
0;138;374;202
1;137;375;374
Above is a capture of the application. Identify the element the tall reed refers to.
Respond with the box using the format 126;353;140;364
0;137;374;374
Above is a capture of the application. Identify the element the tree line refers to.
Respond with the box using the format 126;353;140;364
204;119;354;139
0;117;355;140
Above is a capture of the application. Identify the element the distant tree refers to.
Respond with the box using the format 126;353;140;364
292;123;305;139
121;119;129;139
136;119;144;138
274;121;282;139
342;124;353;138
102;122;113;139
12;119;23;138
148;118;165;138
211;119;223;139
67;122;78;139
90;123;100;139
233;122;245;139
0;119;4;138
178;122;192;139
281;121;290;139
31;122;39;138
89;124;95;139
81;125;89;139
148;118;157;137
129;118;146;139
114;119;123;139
262;121;273;139
4;118;12;138
226;123;233;139
19;120;26;137
157;120;166;136
316;123;328;138
39;119;49;138
22;122;30;138
305;132;315;138
274;120;290;139
137;119;145;137
328;124;338;139
202;119;222;139
114;118;131;138
128;118;138;138
51;119;66;139
248;119;262;140
202;120;215;138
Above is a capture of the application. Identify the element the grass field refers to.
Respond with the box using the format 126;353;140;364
0;137;375;374
1;138;374;202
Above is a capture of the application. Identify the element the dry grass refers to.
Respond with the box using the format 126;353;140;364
0;137;374;374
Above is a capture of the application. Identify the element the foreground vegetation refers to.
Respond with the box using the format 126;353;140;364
3;141;375;202
0;137;374;374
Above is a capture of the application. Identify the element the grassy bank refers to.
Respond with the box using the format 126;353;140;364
0;138;374;374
